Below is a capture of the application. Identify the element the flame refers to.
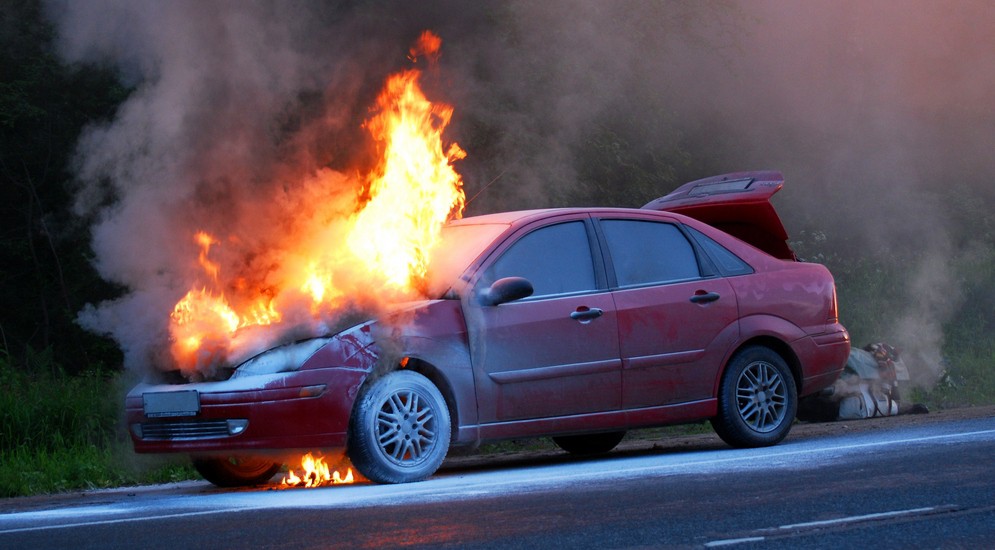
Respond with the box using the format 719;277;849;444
409;30;442;63
194;231;221;281
282;453;356;488
166;30;464;376
345;68;466;288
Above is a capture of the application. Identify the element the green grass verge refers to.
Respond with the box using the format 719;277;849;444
0;443;194;497
0;353;198;498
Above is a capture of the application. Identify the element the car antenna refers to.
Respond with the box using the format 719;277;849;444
465;168;507;209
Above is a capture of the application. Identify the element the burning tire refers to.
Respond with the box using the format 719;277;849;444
348;370;451;484
711;345;797;447
552;431;626;455
191;455;282;487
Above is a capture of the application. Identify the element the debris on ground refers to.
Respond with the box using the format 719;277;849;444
798;342;930;422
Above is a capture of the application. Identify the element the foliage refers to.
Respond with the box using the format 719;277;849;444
0;0;127;375
793;228;995;409
0;352;196;497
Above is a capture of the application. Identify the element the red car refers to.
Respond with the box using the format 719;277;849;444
127;171;850;486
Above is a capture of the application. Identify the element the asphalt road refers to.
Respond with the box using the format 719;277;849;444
1;414;993;549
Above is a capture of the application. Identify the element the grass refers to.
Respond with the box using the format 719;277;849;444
0;352;197;498
929;325;995;408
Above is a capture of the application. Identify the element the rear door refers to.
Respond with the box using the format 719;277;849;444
463;215;622;423
596;216;739;408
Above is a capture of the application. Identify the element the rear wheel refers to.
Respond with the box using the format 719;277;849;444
192;456;281;487
348;370;451;484
711;345;797;447
552;431;626;455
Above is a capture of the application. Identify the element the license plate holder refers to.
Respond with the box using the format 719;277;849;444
143;390;200;418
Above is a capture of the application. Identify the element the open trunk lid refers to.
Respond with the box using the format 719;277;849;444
642;170;796;260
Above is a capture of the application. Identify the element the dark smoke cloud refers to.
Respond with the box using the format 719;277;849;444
46;1;994;385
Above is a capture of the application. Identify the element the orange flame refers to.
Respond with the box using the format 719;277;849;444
346;68;466;288
409;30;442;63
194;231;221;281
282;453;356;488
167;30;464;376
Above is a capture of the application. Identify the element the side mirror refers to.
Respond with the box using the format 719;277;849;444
478;277;534;306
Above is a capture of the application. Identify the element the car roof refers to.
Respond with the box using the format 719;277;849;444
450;207;670;227
448;208;575;226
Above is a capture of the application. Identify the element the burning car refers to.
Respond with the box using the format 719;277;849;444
126;170;850;486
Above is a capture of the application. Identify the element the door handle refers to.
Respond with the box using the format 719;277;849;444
689;291;720;304
570;307;604;321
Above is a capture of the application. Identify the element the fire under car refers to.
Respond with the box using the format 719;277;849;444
127;170;850;486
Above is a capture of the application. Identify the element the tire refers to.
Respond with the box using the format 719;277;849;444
348;370;451;484
191;456;282;487
710;345;797;448
552;431;626;455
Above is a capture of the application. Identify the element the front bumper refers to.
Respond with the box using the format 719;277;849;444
126;367;366;454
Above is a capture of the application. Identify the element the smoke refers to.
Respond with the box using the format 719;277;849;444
47;0;423;376
46;1;994;385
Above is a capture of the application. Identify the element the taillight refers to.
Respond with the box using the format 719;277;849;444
828;283;839;324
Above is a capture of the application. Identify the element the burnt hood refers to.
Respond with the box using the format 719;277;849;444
642;171;796;261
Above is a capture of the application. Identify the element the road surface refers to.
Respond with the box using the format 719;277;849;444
1;412;993;548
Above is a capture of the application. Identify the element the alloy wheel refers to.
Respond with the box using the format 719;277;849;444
735;360;788;433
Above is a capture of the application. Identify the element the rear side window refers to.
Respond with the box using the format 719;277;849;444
483;221;596;297
685;226;754;276
600;220;700;286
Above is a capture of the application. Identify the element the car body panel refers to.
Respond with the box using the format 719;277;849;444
385;299;478;440
614;278;739;408
467;291;622;422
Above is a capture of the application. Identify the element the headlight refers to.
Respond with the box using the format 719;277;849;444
232;338;331;377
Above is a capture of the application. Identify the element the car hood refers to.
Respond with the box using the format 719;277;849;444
642;171;797;261
229;299;443;379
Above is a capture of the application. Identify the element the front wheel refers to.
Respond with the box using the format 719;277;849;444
348;370;451;484
191;456;282;487
710;346;797;448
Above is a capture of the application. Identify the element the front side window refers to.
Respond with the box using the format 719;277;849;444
601;219;700;287
481;221;596;298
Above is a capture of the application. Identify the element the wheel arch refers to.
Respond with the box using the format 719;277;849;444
719;335;802;396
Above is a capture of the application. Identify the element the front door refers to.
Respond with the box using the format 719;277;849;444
464;219;622;423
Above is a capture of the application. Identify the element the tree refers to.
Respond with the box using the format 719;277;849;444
0;0;126;372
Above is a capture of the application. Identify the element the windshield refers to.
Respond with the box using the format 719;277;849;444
423;222;509;298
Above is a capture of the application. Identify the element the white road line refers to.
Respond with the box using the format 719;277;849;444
705;536;766;547
777;506;940;530
706;505;956;547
